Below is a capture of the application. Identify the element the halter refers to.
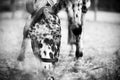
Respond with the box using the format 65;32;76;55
39;55;58;63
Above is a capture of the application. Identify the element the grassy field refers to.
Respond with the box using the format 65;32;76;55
0;10;120;80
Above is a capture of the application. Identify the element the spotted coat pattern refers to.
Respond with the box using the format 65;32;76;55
27;6;61;70
52;0;91;58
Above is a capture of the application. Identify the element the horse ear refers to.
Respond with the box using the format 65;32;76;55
86;0;91;8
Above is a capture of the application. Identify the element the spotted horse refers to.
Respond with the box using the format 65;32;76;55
17;0;61;80
52;0;91;59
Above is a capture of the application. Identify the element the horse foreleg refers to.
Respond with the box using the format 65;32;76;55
17;19;31;61
17;38;31;61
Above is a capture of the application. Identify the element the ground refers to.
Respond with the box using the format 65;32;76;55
0;10;120;80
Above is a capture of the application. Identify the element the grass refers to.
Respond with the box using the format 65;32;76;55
0;11;120;80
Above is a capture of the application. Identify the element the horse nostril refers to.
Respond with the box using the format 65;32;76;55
48;76;54;80
76;14;78;18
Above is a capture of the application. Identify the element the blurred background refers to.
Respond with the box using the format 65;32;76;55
0;0;120;20
0;0;120;80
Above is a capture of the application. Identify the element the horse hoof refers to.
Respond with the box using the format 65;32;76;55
75;50;83;59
